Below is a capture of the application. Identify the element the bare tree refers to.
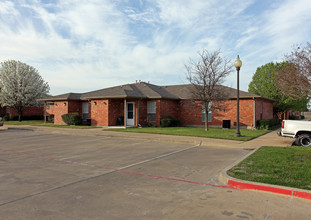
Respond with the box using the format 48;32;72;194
277;43;311;99
0;60;50;121
186;49;233;131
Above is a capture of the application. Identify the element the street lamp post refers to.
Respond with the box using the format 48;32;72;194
234;55;242;137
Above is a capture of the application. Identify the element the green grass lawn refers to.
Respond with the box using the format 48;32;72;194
105;127;269;141
4;120;45;125
4;120;99;129
228;146;311;190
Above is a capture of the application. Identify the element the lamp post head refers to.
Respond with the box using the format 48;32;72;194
234;55;242;71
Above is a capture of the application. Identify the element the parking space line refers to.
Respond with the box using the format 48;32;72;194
0;147;232;189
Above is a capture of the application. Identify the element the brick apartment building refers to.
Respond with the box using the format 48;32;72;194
40;82;274;128
0;106;44;119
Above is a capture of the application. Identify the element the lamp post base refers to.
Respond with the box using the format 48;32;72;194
234;132;241;137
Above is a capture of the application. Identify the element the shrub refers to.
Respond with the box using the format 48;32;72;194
3;115;9;121
11;116;19;121
48;114;54;123
160;116;180;127
257;119;282;130
61;113;82;125
289;115;305;120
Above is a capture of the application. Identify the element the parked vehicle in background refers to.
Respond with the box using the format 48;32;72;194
278;120;311;147
0;117;3;126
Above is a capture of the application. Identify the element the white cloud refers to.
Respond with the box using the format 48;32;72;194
0;0;310;95
0;1;19;16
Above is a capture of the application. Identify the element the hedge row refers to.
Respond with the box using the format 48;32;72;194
257;119;282;130
47;114;54;123
289;115;305;120
0;115;43;121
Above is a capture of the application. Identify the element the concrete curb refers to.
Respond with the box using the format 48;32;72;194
9;125;247;149
218;146;311;200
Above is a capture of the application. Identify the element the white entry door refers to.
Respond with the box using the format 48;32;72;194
126;102;135;126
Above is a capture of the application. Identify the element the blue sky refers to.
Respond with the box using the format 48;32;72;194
0;0;311;95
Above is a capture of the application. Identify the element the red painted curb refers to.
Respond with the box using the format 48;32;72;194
293;191;311;200
228;180;311;200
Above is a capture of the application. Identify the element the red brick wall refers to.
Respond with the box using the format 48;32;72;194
45;103;54;116
136;99;178;126
178;99;258;128
220;99;256;127
178;100;203;125
108;99;124;126
138;100;147;125
255;98;274;125
0;107;6;115
105;99;179;127
45;97;274;128
90;99;109;126
159;99;178;124
68;101;82;115
5;106;44;118
46;100;88;125
22;106;44;117
107;99;150;126
47;101;68;124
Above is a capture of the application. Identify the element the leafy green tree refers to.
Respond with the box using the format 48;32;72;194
0;60;50;121
248;62;308;117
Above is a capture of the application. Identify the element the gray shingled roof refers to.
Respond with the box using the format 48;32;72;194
40;93;82;101
163;84;264;100
40;82;272;101
80;82;178;100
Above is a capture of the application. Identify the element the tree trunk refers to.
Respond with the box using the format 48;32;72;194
17;107;23;122
205;103;209;131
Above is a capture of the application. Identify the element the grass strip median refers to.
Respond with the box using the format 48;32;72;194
4;120;99;129
228;146;311;190
105;127;269;141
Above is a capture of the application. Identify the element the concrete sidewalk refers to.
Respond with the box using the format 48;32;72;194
2;124;294;149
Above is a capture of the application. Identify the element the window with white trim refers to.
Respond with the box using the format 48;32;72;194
202;102;212;122
82;102;89;120
147;101;156;122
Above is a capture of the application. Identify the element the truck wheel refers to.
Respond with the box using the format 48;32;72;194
294;138;300;146
297;134;311;147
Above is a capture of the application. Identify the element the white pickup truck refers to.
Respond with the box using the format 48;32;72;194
278;120;311;147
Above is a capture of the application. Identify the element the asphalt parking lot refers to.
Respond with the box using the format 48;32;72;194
0;128;311;219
